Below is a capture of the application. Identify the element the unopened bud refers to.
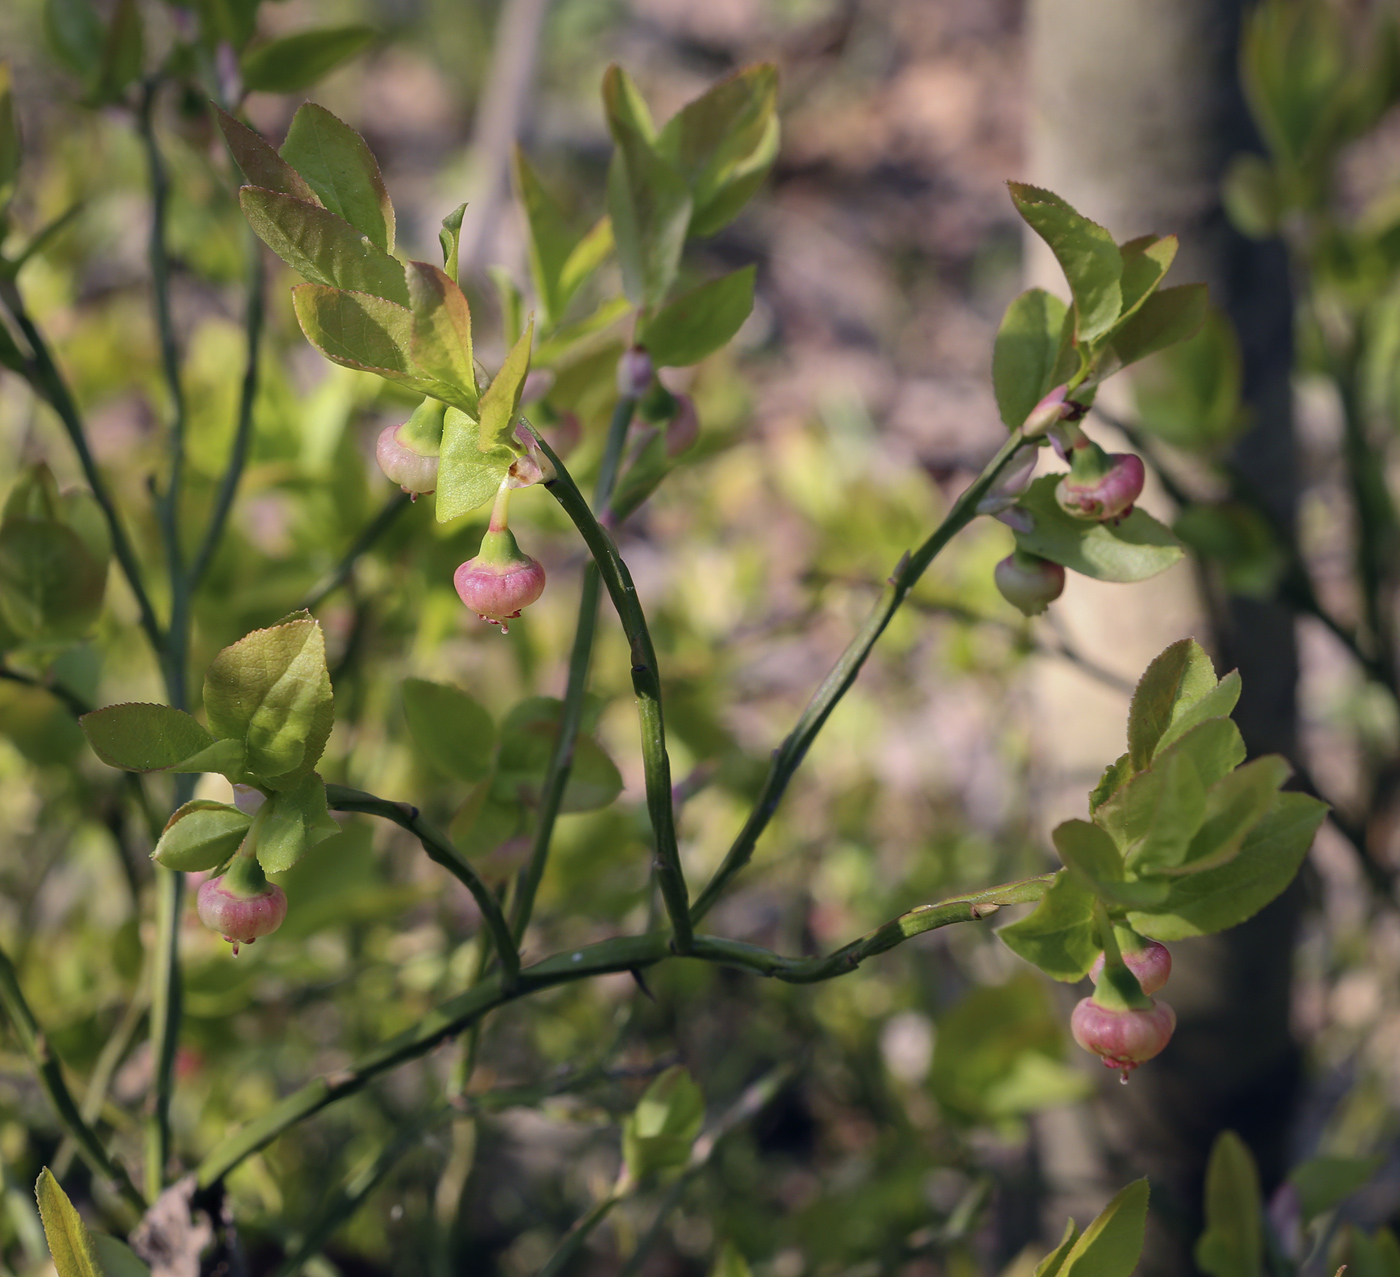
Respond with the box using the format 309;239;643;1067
617;346;654;399
376;398;447;496
1070;997;1176;1081
976;445;1038;517
1089;939;1171;995
1022;384;1071;437
664;394;699;458
994;550;1065;616
1056;445;1144;522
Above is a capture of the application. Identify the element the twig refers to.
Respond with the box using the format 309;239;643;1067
192;875;1049;1187
691;430;1029;923
299;492;413;612
0;939;146;1215
326;785;519;986
511;394;636;941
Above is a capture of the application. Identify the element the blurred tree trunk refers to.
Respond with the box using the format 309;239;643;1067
1025;0;1299;1271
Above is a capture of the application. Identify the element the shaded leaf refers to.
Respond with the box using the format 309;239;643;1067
401;678;494;782
81;702;214;772
993;288;1070;430
997;870;1099;982
1115;234;1178;322
641;266;755;367
240;25;376;94
622;1066;704;1182
514;148;577;326
1195;1132;1263;1277
1110;284;1209;370
496;697;623;813
152;799;253;872
406;262;477;412
1035;1220;1081;1277
256;772;338;873
1290;1155;1382;1224
215;109;319;204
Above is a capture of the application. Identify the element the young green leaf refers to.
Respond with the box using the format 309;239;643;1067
558;217;615;308
1195;1132;1264;1277
1035;1219;1081;1277
34;1168;102;1277
1115;234;1178;322
496;698;623;813
1171;755;1292;875
255;773;338;873
1133;308;1245;453
997;869;1100;981
1127;638;1221;771
152;799;253;872
711;1242;755;1277
640;266;755;368
1008;183;1123;345
1127;792;1327;939
1109;284;1209;371
1153;671;1242;757
604;66;693;309
1013;477;1184;582
215;109;320;204
0;518;106;644
240;25;377;95
43;0;103;81
622;1066;704;1183
240;188;408;305
406;262;477;412
1089;752;1132;813
514;148;578;327
80;702;215;772
280;102;394;252
435;408;516;522
202;616;334;786
1053;819;1168;909
93;0;142;104
451;781;525;859
401;678;495;783
1096;749;1208;873
993;288;1071;430
90;1235;150;1277
1059;1179;1149;1277
477;319;534;453
440;202;466;280
1289;1155;1382;1224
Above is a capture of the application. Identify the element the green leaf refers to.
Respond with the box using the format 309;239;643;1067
401;678;494;782
1013;476;1183;583
406;262;478;412
1127;792;1327;939
1008;183;1123;345
1089;752;1131;814
1128;639;1221;770
655;62;780;237
997;870;1099;981
256;772;338;873
711;1241;755;1277
1059;1179;1148;1277
1115;234;1178;322
1109;284;1209;371
93;0;142;103
439;202;466;280
1289;1155;1382;1223
34;1169;102;1277
152;800;252;872
477;319;534;453
930;973;1089;1122
640;266;755;368
240;25;376;94
1347;1227;1400;1277
622;1065;704;1183
1172;756;1291;875
1053;819;1168;909
0;518;106;644
604;66;693;309
202;616;334;786
559;217;615;308
240;188;408;305
1222;155;1282;240
291;284;472;407
450;781;525;859
1035;1220;1081;1277
513;148;577;327
1174;503;1287;600
280;102;394;252
1195;1132;1263;1277
44;0;103;80
435;408;516;522
80;702;214;772
993;288;1070;430
1155;672;1242;758
215;109;320;204
1096;749;1207;873
496;698;623;813
1132;308;1245;453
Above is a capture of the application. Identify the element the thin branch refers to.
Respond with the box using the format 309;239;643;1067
691;430;1029;923
190;234;264;591
530;432;692;953
192;875;1050;1188
511;394;636;941
326;785;519;986
299;492;413;612
0;939;146;1215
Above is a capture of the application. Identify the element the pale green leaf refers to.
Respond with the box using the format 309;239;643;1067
406;261;477;412
34;1169;102;1277
622;1066;704;1182
997;870;1099;982
1195;1132;1263;1277
1127;638;1220;770
640;266;755;367
256;772;338;873
80;702;214;772
152;799;253;872
477;319;534;453
993;288;1070;430
280;102;394;252
1059;1179;1149;1277
435;408;516;522
1035;1220;1081;1277
1013;477;1183;583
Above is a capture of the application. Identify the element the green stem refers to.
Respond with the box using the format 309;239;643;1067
192;875;1048;1187
538;1193;623;1277
511;395;636;941
145;851;187;1201
190;231;264;592
0;939;146;1215
1090;900;1148;1010
691;430;1029;922
0;278;163;653
532;434;691;953
299;492;413;612
326;786;519;986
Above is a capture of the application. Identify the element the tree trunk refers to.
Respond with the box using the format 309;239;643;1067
1025;0;1299;1271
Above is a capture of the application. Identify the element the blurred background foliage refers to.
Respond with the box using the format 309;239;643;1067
5;0;1400;1274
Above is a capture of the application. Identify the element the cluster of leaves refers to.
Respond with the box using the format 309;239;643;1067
1001;639;1327;977
80;613;337;875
